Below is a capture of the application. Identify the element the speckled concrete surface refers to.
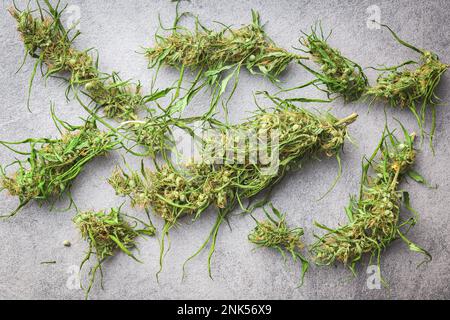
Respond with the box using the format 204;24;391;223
0;0;449;300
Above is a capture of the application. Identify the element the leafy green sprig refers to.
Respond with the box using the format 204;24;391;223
365;24;449;149
0;107;120;217
295;24;368;102
249;204;309;285
74;206;155;298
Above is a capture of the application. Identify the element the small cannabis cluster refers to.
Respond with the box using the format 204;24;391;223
0;112;117;217
367;52;448;110
117;113;199;159
311;129;430;272
146;11;303;83
366;25;449;145
73;207;155;297
248;204;308;284
295;23;447;146
297;26;368;102
9;4;145;120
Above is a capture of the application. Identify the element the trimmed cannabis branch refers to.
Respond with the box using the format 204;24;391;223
146;9;307;117
0;108;119;217
312;127;431;276
74;207;155;298
366;24;449;148
296;24;368;102
109;97;357;276
147;10;304;82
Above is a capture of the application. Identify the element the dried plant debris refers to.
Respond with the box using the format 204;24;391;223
0;108;119;217
366;25;449;148
109;98;357;276
9;1;152;120
296;24;368;102
74;207;155;298
248;204;309;285
311;127;431;277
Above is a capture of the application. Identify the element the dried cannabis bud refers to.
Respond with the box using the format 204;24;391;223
146;8;305;111
297;24;368;102
0;109;118;217
146;10;302;81
366;25;448;147
311;128;431;275
74;207;155;298
248;204;309;285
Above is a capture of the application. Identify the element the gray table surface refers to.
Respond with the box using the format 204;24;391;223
0;0;449;299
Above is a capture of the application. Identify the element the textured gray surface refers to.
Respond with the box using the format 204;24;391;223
0;0;449;300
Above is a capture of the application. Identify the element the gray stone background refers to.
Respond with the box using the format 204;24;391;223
0;0;449;300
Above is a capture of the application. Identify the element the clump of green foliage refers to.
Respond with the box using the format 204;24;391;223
74;207;155;298
112;82;205;159
248;204;309;285
366;25;448;148
109;162;231;225
296;24;368;102
311;127;431;276
109;97;357;276
146;8;306;116
9;1;148;120
0;108;119;217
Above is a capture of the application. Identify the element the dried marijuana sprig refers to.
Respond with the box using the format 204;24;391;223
0;107;119;217
248;204;309;285
296;24;368;102
73;207;155;298
9;1;153;120
311;127;431;276
147;10;303;82
146;8;306;116
365;24;449;148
